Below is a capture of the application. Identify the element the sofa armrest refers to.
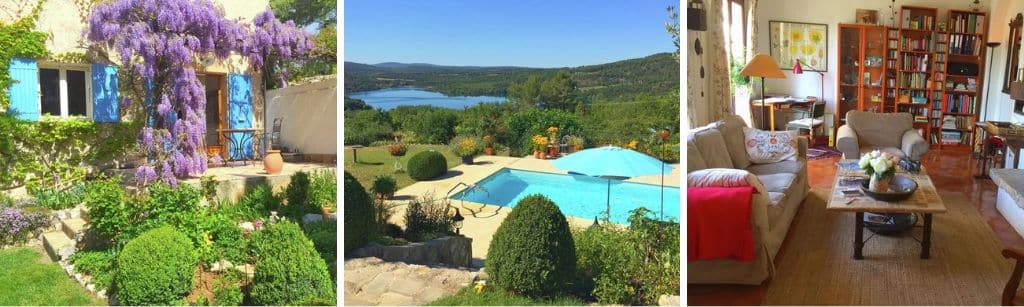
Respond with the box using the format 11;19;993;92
797;136;808;160
836;125;859;159
687;169;771;243
901;129;929;161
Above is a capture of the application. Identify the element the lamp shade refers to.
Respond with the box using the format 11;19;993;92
793;59;804;74
741;54;786;78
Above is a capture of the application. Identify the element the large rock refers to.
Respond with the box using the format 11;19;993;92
302;213;324;225
350;236;473;267
659;294;680;306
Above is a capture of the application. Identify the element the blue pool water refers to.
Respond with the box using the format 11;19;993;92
451;168;680;224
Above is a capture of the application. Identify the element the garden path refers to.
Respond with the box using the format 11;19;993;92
343;257;478;306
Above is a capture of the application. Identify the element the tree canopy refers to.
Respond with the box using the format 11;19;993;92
269;0;337;27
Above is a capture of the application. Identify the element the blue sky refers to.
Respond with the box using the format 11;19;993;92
343;1;678;68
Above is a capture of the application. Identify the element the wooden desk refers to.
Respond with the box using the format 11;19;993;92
752;96;817;131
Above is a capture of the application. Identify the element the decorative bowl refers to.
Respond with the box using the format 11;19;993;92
859;175;917;202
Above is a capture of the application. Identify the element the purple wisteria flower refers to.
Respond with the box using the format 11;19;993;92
0;207;50;246
135;165;157;185
88;0;312;187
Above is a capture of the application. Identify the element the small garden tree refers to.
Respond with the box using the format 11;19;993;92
87;0;311;186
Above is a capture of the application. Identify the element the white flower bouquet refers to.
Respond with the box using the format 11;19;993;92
859;150;900;192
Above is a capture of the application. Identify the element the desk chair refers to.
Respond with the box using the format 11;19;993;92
787;102;826;145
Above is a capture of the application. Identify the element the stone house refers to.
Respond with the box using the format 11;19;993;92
0;0;271;160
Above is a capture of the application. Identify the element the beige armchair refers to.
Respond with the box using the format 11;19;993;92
836;111;929;161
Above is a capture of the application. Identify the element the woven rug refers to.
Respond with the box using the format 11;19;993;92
764;189;1012;305
807;145;843;160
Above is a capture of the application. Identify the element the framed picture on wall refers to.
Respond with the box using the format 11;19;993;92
769;20;828;71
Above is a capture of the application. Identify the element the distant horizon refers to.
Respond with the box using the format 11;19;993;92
344;1;677;68
348;52;671;70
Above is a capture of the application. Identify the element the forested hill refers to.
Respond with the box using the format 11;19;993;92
344;53;679;100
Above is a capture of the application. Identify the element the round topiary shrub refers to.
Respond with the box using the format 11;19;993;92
344;171;374;254
116;226;197;305
486;194;577;297
407;150;447;180
250;221;335;305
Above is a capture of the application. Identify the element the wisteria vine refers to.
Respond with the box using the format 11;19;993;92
87;0;312;186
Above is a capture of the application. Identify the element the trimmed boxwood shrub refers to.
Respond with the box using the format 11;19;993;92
486;194;577;297
249;221;335;305
116;226;197;305
407;150;447;180
344;171;374;254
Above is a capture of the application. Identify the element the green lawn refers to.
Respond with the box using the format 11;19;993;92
343;144;462;190
0;247;104;305
427;285;584;306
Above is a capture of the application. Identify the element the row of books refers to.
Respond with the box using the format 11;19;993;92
899;72;930;89
901;54;931;71
938;131;971;145
901;37;933;52
950;34;981;55
903;11;936;30
941;115;975;130
945;93;977;113
950;13;986;34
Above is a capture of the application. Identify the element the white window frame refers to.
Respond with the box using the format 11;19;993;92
37;62;92;120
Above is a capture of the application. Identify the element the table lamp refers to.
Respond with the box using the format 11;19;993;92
741;54;786;130
793;59;825;103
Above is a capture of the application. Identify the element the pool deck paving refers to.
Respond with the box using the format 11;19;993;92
385;154;680;263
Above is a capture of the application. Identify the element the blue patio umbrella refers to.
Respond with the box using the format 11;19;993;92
551;146;671;220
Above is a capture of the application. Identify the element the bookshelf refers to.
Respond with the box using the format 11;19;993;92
896;6;939;142
835;24;890;130
938;9;987;148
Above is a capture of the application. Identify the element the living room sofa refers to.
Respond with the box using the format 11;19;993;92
687;115;809;284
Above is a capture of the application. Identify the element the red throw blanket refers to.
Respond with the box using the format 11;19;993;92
688;186;755;262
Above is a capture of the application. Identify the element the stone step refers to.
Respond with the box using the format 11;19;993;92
42;231;76;261
61;218;88;241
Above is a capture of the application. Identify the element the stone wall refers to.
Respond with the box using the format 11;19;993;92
350;236;473;268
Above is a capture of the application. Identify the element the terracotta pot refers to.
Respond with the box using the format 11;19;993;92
484;147;495;155
321;205;333;216
263;150;283;174
548;145;559;157
534;150;542;159
869;176;891;192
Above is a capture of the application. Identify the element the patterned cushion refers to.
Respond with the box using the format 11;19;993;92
743;127;798;164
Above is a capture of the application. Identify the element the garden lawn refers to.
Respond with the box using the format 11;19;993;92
344;144;461;190
0;248;104;305
427;285;584;306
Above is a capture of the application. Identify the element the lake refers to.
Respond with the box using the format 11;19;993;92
347;88;506;110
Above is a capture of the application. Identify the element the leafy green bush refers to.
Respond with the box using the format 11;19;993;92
30;182;85;210
217;184;279;221
506;109;583;156
308;170;336;212
116;226;197;305
407;150;447;180
344;109;393;145
83;179;132;243
126;183;202;242
449;135;481;157
370;175;396;198
284;171;311;218
572;208;680;305
304;220;337;264
181;212;248;265
249;221;335;305
403;193;453;242
69;249;118;291
389;106;458;144
486;194;576;297
211;269;244;306
344;171;374;254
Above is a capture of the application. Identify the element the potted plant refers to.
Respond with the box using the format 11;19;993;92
566;135;584;153
372;175;397;200
450;135;481;164
531;135;548;159
482;135;496;155
546;126;560;157
860;150;898;192
387;143;407;156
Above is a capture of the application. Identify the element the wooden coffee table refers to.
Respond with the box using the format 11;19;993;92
826;159;947;259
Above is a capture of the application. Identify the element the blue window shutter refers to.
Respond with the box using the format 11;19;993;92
91;64;119;122
8;58;39;121
228;73;253;160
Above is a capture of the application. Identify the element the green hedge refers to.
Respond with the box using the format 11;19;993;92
505;109;583;156
250;221;335;305
407;150;448;180
486;194;576;297
116;226;197;305
344;171;374;254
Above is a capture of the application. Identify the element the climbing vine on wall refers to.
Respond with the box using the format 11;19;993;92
0;1;48;110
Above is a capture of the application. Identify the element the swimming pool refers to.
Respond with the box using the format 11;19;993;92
451;168;680;224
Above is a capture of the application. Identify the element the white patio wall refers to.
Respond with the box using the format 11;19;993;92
264;76;337;155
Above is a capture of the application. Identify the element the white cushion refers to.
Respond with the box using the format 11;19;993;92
743;127;799;164
788;118;824;127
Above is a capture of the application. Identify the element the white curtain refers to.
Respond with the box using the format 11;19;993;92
687;0;733;128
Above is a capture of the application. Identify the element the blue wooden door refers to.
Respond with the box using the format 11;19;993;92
91;64;119;122
228;73;253;160
8;58;39;121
